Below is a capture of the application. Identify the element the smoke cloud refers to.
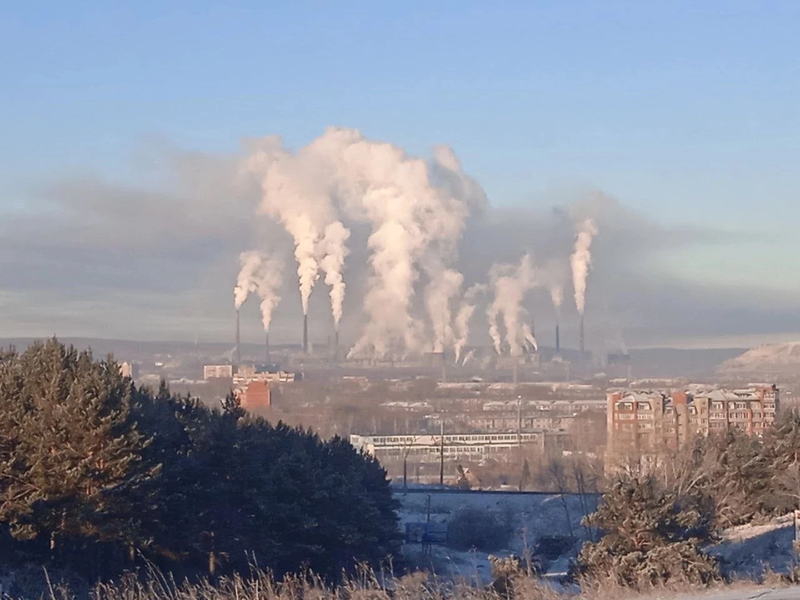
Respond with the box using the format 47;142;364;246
522;322;538;352
319;221;350;330
303;127;483;359
425;268;463;353
453;284;487;363
571;218;598;315
487;254;541;356
245;136;350;319
254;254;283;333
234;251;284;332
234;250;262;310
9;129;786;351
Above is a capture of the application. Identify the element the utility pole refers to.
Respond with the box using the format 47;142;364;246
439;420;445;486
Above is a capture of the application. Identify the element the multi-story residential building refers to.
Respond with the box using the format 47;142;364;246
232;370;296;387
462;412;574;432
203;364;234;379
606;385;779;462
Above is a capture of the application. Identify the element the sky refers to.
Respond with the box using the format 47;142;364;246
1;1;799;349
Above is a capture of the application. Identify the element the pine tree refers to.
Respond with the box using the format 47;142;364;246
0;340;158;573
576;476;719;590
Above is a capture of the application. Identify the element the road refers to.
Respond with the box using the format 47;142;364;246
655;587;800;600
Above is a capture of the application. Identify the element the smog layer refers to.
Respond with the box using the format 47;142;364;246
1;128;798;351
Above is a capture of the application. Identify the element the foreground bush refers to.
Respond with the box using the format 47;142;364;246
0;339;400;580
447;508;511;552
575;476;720;591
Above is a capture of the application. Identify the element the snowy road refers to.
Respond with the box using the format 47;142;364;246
658;587;800;600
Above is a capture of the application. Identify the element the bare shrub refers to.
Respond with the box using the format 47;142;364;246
447;508;511;552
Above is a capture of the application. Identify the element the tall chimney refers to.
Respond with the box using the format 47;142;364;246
555;323;561;355
579;315;585;354
334;330;339;362
302;314;309;354
512;362;518;385
265;332;270;365
235;309;241;368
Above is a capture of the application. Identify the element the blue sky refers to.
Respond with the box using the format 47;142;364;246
1;1;799;345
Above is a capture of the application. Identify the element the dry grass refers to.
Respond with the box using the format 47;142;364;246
3;564;795;600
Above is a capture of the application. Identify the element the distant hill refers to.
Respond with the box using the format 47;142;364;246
625;347;746;378
718;342;800;376
0;337;294;364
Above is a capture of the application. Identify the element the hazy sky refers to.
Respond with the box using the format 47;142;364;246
1;2;799;348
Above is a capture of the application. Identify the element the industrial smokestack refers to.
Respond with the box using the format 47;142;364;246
235;309;241;368
512;362;518;385
579;315;585;354
265;332;270;365
303;314;309;354
334;330;339;362
556;323;561;355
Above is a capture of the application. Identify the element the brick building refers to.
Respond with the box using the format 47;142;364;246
236;380;271;411
606;385;779;464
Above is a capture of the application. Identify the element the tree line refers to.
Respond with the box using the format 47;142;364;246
576;413;800;590
0;339;400;581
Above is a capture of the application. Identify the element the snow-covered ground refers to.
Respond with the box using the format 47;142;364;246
395;490;597;582
718;342;800;375
711;514;797;579
397;489;800;591
640;587;799;600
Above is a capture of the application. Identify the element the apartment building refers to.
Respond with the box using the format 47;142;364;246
203;364;234;379
606;385;779;460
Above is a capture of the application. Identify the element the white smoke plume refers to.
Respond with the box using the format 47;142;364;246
309;127;484;359
522;323;538;352
541;257;569;315
460;349;476;367
571;218;599;315
550;286;564;312
233;250;284;332
245;136;350;318
453;283;487;363
234;250;262;309
487;254;541;357
318;221;351;330
254;254;283;333
425;268;463;353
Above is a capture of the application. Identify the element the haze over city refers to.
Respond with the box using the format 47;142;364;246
2;1;800;352
6;4;800;600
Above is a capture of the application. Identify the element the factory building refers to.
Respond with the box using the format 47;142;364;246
350;430;569;464
606;385;779;467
